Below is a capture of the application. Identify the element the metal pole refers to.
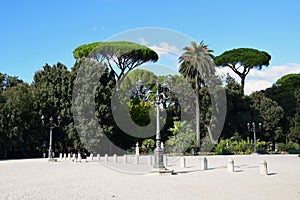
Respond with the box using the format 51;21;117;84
153;83;164;169
49;127;53;158
253;130;257;153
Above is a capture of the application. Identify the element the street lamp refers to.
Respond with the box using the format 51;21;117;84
133;76;174;172
247;122;262;154
41;115;62;162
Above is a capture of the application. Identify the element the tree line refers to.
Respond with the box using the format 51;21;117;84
0;41;299;159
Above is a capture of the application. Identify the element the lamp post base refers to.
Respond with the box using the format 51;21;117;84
151;147;174;175
153;147;164;169
148;168;174;175
48;158;57;162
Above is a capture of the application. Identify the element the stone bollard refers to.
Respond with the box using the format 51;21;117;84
180;157;186;168
63;153;67;160
123;154;127;164
135;142;140;156
163;155;168;167
72;153;76;162
59;153;63;160
85;153;88;162
148;155;153;166
113;154;117;163
227;159;234;172
135;154;139;164
260;160;268;175
90;153;94;161
104;154;108;162
78;153;82;162
97;154;100;162
68;153;71;160
202;157;208;170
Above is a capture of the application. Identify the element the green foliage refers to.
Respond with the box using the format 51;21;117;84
33;62;76;153
72;59;115;153
120;69;157;91
0;82;37;158
165;121;196;154
179;41;215;148
215;139;228;155
222;74;251;139
215;48;271;94
264;73;300;143
249;92;284;142
215;138;261;154
73;41;159;82
140;139;155;153
286;141;300;150
128;98;153;126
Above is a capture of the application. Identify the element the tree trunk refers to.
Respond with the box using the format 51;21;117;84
240;75;245;95
195;74;201;150
206;121;217;144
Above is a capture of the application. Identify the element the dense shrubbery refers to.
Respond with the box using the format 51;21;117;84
212;138;300;155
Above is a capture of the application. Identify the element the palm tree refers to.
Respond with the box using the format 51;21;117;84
179;41;215;150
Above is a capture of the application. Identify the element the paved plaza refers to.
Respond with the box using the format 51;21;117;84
0;154;299;200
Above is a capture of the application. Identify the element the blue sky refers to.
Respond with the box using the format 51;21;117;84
1;0;300;94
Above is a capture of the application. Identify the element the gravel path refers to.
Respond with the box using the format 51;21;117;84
0;155;299;200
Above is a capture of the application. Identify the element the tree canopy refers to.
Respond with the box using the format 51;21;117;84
73;41;159;83
214;48;271;94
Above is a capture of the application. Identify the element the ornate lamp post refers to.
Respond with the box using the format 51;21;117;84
247;122;262;154
133;76;174;172
41;115;62;162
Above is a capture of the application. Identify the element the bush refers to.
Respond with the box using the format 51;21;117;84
276;143;287;152
140;139;155;153
165;121;196;155
286;141;300;150
215;139;227;155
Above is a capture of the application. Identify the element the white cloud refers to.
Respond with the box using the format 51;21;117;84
138;38;181;60
92;26;104;32
217;63;300;95
138;38;148;46
244;80;273;95
150;42;181;57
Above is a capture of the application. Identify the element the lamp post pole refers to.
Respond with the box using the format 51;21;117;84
153;81;164;169
134;77;173;172
41;115;62;162
247;122;262;154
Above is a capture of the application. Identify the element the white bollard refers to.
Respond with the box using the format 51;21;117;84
90;153;94;161
135;154;139;164
59;153;63;160
180;157;186;168
68;153;71;160
104;154;108;162
72;153;76;162
227;159;234;172
163;155;168;167
97;154;100;162
113;154;117;163
78;153;82;162
148;155;153;165
135;142;140;156
85;153;88;162
63;153;67;160
260;160;268;175
123;154;127;164
202;157;208;170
